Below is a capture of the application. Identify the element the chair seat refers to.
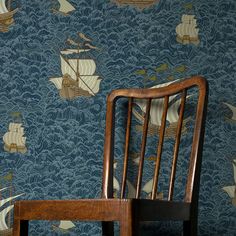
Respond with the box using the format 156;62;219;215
14;199;128;221
14;198;190;222
13;77;208;236
132;199;191;221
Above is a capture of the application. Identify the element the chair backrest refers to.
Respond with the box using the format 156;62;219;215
102;76;208;204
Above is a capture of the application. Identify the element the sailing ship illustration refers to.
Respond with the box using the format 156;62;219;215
0;173;23;236
0;0;18;32
113;0;159;9
52;220;76;233
52;0;75;15
3;122;27;154
134;80;191;137
49;33;102;100
223;102;236;122
176;14;200;45
222;159;236;206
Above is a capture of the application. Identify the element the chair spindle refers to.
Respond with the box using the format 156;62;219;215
121;98;133;199
168;89;187;201
136;98;152;199
151;95;169;200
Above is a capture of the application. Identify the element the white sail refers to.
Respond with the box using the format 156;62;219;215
0;205;14;230
176;24;198;38
0;194;24;208
49;77;63;90
18;127;24;135
61;49;90;55
58;220;75;230
64;58;97;77
58;0;75;14
60;56;77;81
0;0;8;14
126;180;136;199
176;14;199;39
167;98;181;123
3;132;26;147
66;59;78;76
223;102;236;120
78;59;96;76
113;177;120;192
79;76;101;94
182;14;195;23
8;123;22;132
142;179;163;199
222;186;235;198
222;159;236;199
135;80;180;126
52;57;101;95
142;179;153;194
113;160;120;192
191;19;197;27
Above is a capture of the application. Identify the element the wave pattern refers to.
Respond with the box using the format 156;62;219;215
0;0;235;235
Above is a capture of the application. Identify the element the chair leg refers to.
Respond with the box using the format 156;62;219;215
183;219;197;236
119;201;139;236
13;219;29;236
102;221;114;236
120;219;132;236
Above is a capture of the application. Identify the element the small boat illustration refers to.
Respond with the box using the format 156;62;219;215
222;159;236;206
52;220;76;233
134;80;191;137
3;122;27;154
52;0;75;15
113;0;159;9
176;14;200;45
223;102;236;122
0;186;23;236
0;0;18;32
49;34;102;100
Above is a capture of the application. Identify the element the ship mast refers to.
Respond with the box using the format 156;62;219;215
76;43;80;83
62;46;96;96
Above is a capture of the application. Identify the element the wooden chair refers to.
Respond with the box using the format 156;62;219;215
13;76;208;236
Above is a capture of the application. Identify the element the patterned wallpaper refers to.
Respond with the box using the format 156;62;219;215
0;0;235;235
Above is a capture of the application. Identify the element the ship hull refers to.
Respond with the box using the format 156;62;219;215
176;34;200;45
114;0;158;9
4;144;27;154
0;8;18;32
0;8;18;20
59;85;92;99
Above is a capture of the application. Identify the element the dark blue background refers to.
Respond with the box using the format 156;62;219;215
0;0;235;235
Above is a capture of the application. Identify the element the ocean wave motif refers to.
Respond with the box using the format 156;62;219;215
0;0;235;235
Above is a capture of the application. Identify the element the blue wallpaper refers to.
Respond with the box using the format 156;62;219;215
0;0;235;235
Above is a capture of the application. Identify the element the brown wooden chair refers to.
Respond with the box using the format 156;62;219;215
13;76;208;236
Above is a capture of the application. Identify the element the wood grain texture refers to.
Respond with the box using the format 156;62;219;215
13;76;208;236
